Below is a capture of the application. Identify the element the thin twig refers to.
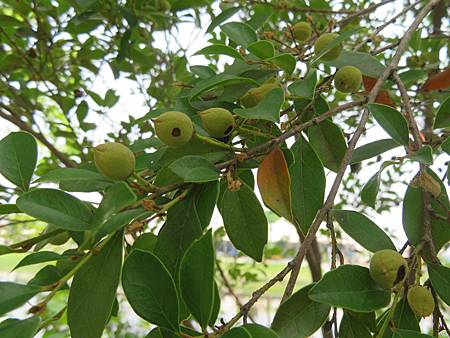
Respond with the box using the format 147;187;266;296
338;0;395;26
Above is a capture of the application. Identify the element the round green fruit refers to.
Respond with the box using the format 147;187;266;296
334;65;362;93
292;22;312;42
240;82;279;108
407;286;434;317
154;111;194;147
158;0;171;11
49;231;70;245
314;33;342;61
199;108;235;138
369;249;408;289
94;142;135;181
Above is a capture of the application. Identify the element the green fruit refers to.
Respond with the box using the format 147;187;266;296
49;231;70;245
240;82;279;108
154;111;194;147
314;33;342;61
292;22;312;42
407;286;435;317
334;65;362;93
158;0;171;11
199;108;235;138
94;142;135;180
369;249;408;289
406;55;423;68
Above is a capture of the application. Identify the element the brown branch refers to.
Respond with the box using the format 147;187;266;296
245;0;355;14
281;0;440;303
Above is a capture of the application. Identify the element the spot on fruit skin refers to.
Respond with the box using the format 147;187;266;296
314;33;342;61
369;249;408;290
334;65;362;93
199;107;235;138
407;285;435;317
292;21;312;42
154;111;194;147
94;142;136;181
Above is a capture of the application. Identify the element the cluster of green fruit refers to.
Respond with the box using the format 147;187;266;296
369;249;435;317
292;21;362;93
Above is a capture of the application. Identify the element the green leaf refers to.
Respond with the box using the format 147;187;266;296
96;208;147;240
132;233;158;253
377;297;420;338
180;230;215;329
308;265;391;312
194;181;219;228
209;282;221;326
339;311;372;338
247;4;273;29
310;28;360;65
290;136;325;234
38;168;111;183
323;50;385;78
433;96;450;129
220;184;268;261
206;7;241;33
122;249;180;332
0;204;21;215
168;155;220;183
0;132;37;191
406;145;433;165
234;87;284;122
16;188;93;231
194;44;244;60
222;324;279;338
92;182;137;227
0;282;41;316
368;104;410;146
441;136;450;154
190;74;258;99
393;330;433;338
350;139;400;164
68;231;123;338
271;284;330;338
221;22;257;47
361;172;381;208
247;40;275;59
13;251;63;270
427;263;450;306
0;316;40;338
332;210;396;252
268;54;297;74
308;120;347;172
288;70;317;100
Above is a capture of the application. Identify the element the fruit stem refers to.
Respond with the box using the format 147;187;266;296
132;172;157;192
194;133;243;152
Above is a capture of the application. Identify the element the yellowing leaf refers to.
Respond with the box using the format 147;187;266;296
257;147;293;221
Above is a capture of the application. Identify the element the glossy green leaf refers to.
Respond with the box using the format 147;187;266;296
96;208;147;240
247;4;273;29
361;172;381;208
324;50;385;78
288;70;317;100
406;145;433;165
132;233;158;252
350;139;400;164
0;316;40;338
0;282;41;316
392;330;433;338
0;132;37;191
339;311;372;338
222;324;279;338
441;136;450;154
290;136;325;234
234;87;284;122
122;249;179;332
190;74;257;99
433;96;450;129
180;230;215;329
379;298;420;337
427;263;450;306
308;120;347;172
194;181;219;228
271;284;330;338
194;44;244;60
332;210;396;252
220;184;268;261
308;265;391;312
221;22;257;47
206;6;241;33
16;189;93;231
27;265;65;288
13;251;63;270
268;54;296;74
368;104;410;146
168;155;220;183
0;204;21;215
209;282;221;326
38;168;111;183
247;40;275;59
92;182;137;227
68;231;123;338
